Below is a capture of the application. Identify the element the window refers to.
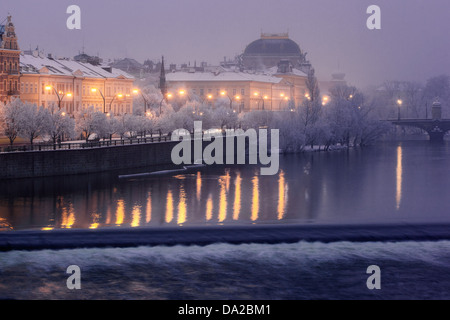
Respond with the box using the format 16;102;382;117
241;88;245;95
200;88;204;96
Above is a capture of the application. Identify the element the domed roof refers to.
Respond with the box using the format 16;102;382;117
244;34;302;56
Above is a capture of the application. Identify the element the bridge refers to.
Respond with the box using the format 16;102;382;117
389;100;450;142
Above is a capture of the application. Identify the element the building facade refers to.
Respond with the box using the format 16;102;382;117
166;69;307;112
20;52;135;115
0;15;20;104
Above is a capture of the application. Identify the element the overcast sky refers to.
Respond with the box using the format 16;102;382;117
1;0;449;87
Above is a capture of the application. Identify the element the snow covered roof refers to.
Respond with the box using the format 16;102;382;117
266;66;308;77
19;53;134;80
166;71;283;84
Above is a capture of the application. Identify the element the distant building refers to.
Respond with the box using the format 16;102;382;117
20;52;135;115
74;52;103;66
241;33;311;74
110;58;144;77
319;71;348;94
166;68;308;112
0;15;20;104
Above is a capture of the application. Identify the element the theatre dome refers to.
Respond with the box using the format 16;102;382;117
242;33;308;71
244;35;302;56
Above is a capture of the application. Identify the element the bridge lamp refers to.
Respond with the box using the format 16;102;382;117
397;99;403;120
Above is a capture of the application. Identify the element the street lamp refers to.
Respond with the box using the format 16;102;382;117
220;91;241;110
397;99;403;120
133;88;150;113
109;93;124;114
279;94;290;110
159;92;173;116
91;88;107;113
45;85;72;111
254;92;267;110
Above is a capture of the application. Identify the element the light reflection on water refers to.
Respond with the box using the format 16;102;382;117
396;145;403;210
0;141;450;232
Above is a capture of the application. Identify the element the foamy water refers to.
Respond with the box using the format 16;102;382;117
1;240;449;300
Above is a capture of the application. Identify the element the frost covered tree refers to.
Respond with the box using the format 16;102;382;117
45;106;75;144
0;99;24;146
240;110;274;130
271;111;305;152
211;106;239;129
75;106;107;142
16;102;49;145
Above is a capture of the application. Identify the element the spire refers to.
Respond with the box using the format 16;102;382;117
159;56;167;96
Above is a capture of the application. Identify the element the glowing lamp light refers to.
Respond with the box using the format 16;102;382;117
45;86;52;91
91;88;98;93
397;99;403;106
133;89;139;94
117;94;124;98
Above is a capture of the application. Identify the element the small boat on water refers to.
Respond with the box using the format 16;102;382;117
118;163;206;179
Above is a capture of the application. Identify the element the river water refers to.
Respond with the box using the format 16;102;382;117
0;140;449;299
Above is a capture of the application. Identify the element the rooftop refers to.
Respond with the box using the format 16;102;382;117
20;53;134;80
166;71;284;84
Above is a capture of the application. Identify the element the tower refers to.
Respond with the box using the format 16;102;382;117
0;15;21;104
